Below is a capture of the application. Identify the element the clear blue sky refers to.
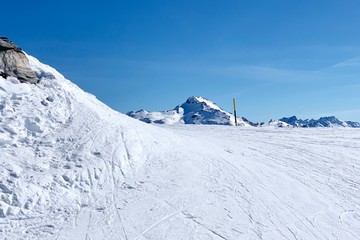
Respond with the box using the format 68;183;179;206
3;0;360;122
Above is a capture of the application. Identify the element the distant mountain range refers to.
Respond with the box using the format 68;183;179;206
127;96;360;128
271;116;360;128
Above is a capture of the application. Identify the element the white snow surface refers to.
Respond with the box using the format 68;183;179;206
0;55;360;240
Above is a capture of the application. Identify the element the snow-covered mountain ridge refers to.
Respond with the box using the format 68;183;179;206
127;96;257;127
277;115;360;128
1;39;360;239
127;98;360;128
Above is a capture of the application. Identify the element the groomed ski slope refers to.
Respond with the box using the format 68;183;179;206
0;55;359;240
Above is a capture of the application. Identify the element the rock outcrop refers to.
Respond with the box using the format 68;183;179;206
0;37;39;84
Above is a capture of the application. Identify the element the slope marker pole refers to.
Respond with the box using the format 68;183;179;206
233;98;238;126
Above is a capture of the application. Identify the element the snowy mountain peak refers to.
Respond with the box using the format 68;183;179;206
127;96;255;126
178;96;235;125
181;96;223;112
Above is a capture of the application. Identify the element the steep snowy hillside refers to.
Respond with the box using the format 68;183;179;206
0;52;182;238
127;96;255;126
1;44;360;239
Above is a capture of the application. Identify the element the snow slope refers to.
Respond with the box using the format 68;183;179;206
1;55;360;240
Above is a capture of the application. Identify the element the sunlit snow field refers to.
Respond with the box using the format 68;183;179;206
1;124;359;239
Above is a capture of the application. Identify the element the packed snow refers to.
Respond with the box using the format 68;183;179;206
0;55;360;240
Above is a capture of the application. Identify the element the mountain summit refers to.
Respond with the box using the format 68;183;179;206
179;96;235;125
127;96;255;126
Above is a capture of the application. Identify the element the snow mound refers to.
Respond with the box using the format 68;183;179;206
0;54;167;238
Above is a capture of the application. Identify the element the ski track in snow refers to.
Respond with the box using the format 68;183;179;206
1;112;360;239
